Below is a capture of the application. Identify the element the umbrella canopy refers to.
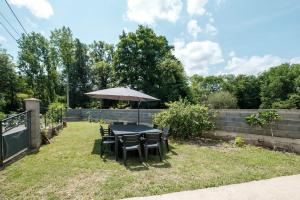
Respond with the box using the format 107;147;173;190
85;87;159;125
85;87;159;102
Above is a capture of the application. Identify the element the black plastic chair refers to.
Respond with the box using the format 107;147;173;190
127;122;137;125
100;126;115;157
113;122;124;125
144;132;162;161
120;134;142;165
162;126;170;152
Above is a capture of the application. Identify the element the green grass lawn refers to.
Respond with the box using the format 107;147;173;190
1;122;300;200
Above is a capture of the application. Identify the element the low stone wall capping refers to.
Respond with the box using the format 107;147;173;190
65;109;300;139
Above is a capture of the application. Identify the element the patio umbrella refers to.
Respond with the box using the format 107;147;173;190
85;87;159;124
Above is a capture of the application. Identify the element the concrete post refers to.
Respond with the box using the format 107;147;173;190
25;98;41;150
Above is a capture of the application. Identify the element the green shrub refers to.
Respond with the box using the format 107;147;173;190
45;102;65;124
235;136;245;147
48;102;65;110
245;110;281;137
0;112;6;120
207;91;237;109
272;94;300;109
153;100;215;138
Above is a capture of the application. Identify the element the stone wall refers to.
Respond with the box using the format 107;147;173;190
65;109;300;139
65;109;162;125
215;109;300;139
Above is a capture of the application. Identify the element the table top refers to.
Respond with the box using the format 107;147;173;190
110;124;162;136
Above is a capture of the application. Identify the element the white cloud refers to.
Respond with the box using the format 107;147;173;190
126;0;182;24
226;55;283;75
187;20;202;39
228;51;235;57
290;57;300;64
205;23;217;35
173;40;224;75
9;0;53;19
187;0;208;16
0;36;7;43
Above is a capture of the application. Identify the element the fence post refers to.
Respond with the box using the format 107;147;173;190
0;121;3;168
60;108;63;124
25;98;41;151
51;109;53;129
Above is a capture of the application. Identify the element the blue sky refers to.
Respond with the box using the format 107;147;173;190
0;0;300;76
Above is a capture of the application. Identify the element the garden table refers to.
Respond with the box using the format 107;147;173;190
110;124;162;160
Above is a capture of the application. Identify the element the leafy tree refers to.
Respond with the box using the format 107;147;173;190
18;33;58;107
0;48;21;112
259;63;300;108
189;75;225;104
230;75;261;108
89;41;114;64
69;39;91;108
156;56;190;102
207;91;237;109
89;41;115;90
50;26;75;106
246;110;281;138
113;25;188;104
91;61;111;90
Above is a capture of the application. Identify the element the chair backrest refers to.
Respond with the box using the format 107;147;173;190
100;126;105;137
144;132;161;143
122;134;141;146
127;122;137;125
113;122;124;125
100;125;109;137
162;126;170;137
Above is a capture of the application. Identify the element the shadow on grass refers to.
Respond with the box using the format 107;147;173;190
91;139;175;168
91;139;116;162
91;139;101;155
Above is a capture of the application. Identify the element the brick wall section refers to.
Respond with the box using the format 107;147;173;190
65;109;300;139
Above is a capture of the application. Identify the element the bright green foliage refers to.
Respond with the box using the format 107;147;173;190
89;40;114;64
44;102;65;126
260;63;300;108
190;74;261;109
91;61;111;90
235;136;245;147
153;100;215;138
48;102;65;110
50;26;75;77
69;39;92;108
0;112;6;120
18;33;58;107
272;93;300;109
0;48;23;112
156;56;190;102
208;91;237;109
228;75;261;109
189;75;225;104
246;110;281;137
113;25;189;104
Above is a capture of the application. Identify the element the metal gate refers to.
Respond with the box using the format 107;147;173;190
0;111;31;167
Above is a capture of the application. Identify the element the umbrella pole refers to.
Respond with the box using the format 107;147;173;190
138;101;141;125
